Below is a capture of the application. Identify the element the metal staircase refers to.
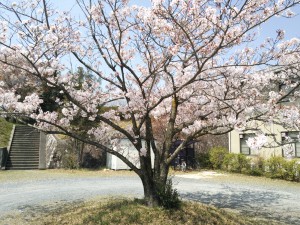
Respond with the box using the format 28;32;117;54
6;126;40;170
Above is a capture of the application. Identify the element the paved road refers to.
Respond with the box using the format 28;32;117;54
0;171;299;224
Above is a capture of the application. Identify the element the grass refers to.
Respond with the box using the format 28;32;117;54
23;198;277;225
0;117;14;147
0;168;136;182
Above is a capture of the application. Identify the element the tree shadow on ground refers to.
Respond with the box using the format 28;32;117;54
181;188;300;225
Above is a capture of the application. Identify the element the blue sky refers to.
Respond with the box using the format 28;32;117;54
52;0;300;72
56;0;300;41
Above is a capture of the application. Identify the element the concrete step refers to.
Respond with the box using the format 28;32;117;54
8;155;39;158
11;143;40;145
6;165;39;170
12;143;40;145
10;146;39;149
9;151;39;157
9;154;39;158
6;163;39;167
8;156;39;162
10;156;39;159
12;138;39;141
11;141;40;143
9;150;39;153
13;133;39;136
9;149;39;152
10;144;39;146
6;126;41;170
8;161;39;164
11;141;40;144
6;167;38;170
12;137;40;139
7;161;39;166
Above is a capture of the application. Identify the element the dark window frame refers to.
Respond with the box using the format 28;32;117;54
240;133;256;155
281;131;300;158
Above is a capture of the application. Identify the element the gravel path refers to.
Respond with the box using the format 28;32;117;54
176;172;300;225
0;170;299;224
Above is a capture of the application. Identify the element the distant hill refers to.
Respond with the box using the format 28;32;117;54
0;118;14;147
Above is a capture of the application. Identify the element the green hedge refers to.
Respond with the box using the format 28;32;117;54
265;157;300;181
222;153;250;173
200;147;300;182
209;146;228;169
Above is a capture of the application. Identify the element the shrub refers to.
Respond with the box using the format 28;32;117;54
157;178;181;209
209;149;300;182
222;153;250;173
251;157;265;169
265;156;287;179
283;159;300;181
294;160;300;182
246;157;265;176
222;153;236;171
61;152;78;169
196;152;212;169
209;146;228;169
245;168;264;176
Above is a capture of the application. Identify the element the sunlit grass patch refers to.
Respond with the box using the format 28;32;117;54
0;168;136;182
27;198;277;225
0;117;13;147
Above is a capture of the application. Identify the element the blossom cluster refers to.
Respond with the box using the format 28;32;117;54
0;0;299;158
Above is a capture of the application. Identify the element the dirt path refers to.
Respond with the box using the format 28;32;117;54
0;170;299;224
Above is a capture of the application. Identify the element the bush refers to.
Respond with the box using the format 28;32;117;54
196;152;212;169
247;157;265;176
208;149;300;182
293;160;300;182
282;159;300;181
265;156;287;179
209;146;228;169
222;153;236;171
244;167;264;176
157;179;181;209
61;152;78;169
251;157;265;169
222;153;250;173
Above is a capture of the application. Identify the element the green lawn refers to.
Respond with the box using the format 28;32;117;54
2;198;275;225
25;198;276;225
0;117;14;147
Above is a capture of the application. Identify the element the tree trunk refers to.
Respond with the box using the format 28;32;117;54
141;175;160;207
74;139;84;168
140;161;170;207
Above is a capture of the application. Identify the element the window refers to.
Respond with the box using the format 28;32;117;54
240;133;256;155
282;132;300;158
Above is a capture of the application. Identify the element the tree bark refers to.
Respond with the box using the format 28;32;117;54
140;155;170;207
141;174;159;207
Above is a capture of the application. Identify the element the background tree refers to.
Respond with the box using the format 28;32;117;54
0;0;300;207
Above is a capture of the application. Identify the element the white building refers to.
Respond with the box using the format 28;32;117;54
106;138;154;170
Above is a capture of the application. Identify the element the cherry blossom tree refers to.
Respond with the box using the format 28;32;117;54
0;0;300;206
